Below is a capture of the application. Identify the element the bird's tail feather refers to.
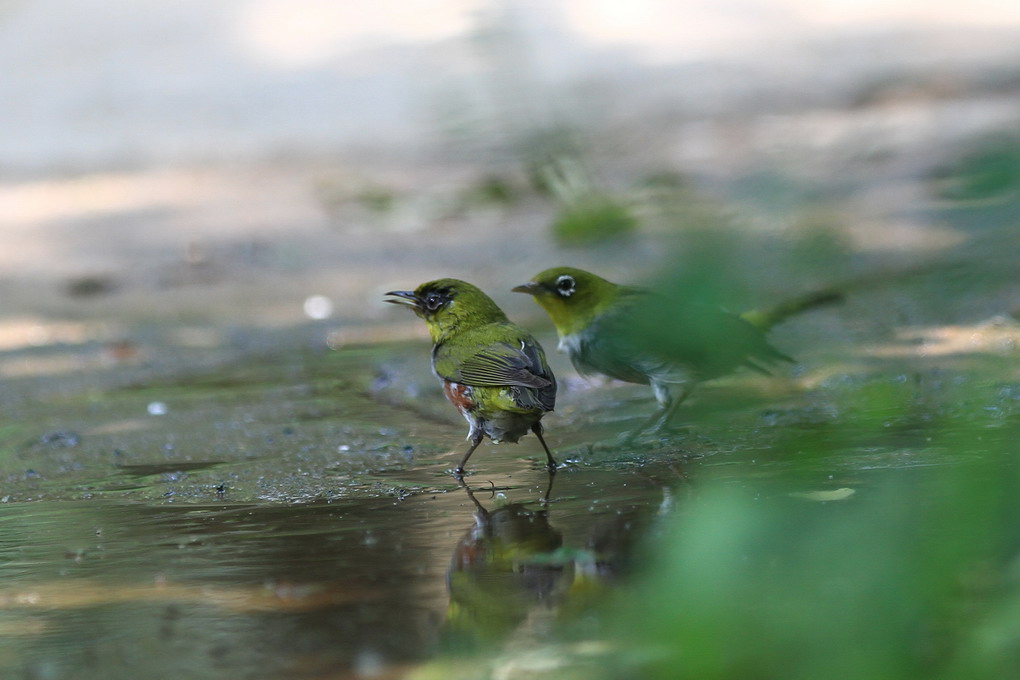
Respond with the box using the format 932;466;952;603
740;289;843;331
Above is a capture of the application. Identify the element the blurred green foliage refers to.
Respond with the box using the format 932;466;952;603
462;174;521;207
593;235;1020;678
536;156;636;246
932;136;1020;203
615;413;1020;680
314;175;399;222
353;185;397;214
551;196;638;246
517;125;587;197
785;208;855;279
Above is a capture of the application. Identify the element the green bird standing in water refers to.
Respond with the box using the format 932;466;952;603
514;267;840;436
385;279;557;475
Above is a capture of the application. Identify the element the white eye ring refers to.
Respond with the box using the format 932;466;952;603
555;275;576;297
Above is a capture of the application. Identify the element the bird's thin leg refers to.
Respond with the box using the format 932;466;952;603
455;431;484;476
651;385;692;432
540;465;556;504
624;384;672;440
625;383;692;441
531;423;557;472
630;409;667;440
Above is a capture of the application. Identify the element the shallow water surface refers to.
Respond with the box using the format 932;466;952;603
1;342;1012;678
0;469;678;679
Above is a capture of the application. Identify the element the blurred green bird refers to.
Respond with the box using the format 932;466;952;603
385;279;557;475
514;266;840;436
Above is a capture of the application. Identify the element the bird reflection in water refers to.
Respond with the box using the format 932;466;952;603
441;476;641;652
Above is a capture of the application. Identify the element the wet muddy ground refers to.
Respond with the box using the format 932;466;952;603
0;340;687;679
3;315;1020;678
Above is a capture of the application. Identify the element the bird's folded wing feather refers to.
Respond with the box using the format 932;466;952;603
449;343;552;388
434;338;551;388
434;334;556;411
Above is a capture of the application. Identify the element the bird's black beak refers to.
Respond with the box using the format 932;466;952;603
384;290;420;308
512;282;541;295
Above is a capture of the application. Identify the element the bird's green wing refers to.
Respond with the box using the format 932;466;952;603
446;342;552;389
433;327;556;411
593;294;794;383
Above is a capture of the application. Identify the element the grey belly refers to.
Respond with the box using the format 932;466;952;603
469;410;537;444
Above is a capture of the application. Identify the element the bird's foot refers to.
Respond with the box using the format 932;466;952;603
529;457;560;473
651;422;693;438
611;423;692;448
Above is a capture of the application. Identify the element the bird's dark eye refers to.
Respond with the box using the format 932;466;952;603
555;275;576;297
424;293;444;311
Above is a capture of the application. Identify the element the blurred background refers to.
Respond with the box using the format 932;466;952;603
6;3;1020;679
5;0;1020;399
